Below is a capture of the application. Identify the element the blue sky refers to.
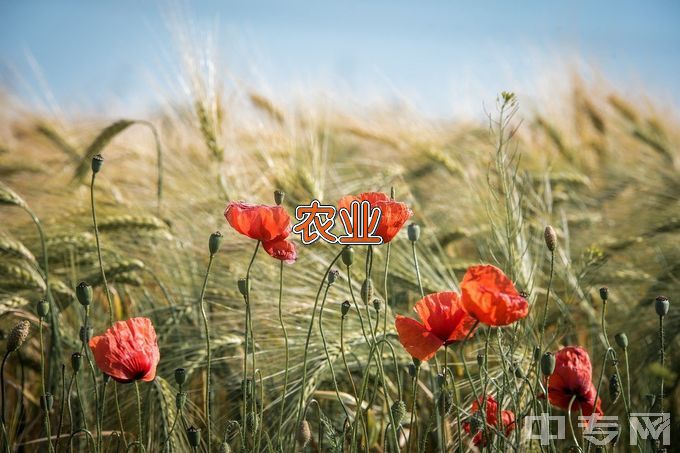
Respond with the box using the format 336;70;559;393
1;1;679;117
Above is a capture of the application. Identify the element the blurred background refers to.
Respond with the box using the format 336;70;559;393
1;0;679;118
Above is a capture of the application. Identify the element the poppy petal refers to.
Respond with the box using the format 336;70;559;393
395;316;443;361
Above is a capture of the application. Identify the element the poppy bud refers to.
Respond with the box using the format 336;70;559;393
209;231;223;256
218;442;232;453
373;298;382;312
40;393;54;412
176;391;187;410
477;353;485;367
79;326;93;343
76;282;93;306
6;320;30;353
36;299;50;318
274;190;285;206
297;420;312;448
541;352;556;376
341;300;351;317
360;279;373;305
92;154;104;174
609;374;620;403
544;225;557;252
599;287;609;302
655;296;669;317
327;269;340;286
407;223;421;242
71;352;82;372
186;426;201;448
391;400;406;425
174;368;187;386
408;363;417;378
237;278;250;297
614;333;628;349
533;346;541;361
341;246;354;267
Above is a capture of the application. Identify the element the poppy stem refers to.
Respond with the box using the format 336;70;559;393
55;365;67;451
407;365;419;453
294;248;344;445
410;242;425;298
39;318;54;453
198;249;216;453
241;240;260;450
318;281;350;420
134;381;145;451
82;308;102;451
538;251;554;352
90;172;115;326
659;314;664;412
567;395;580;449
339;307;367;450
114;383;128;448
276;261;290;450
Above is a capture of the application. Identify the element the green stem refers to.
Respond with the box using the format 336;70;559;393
538;251;554;351
277;261;290;449
56;365;68;451
241;241;260;449
294;248;344;436
90;173;115;326
83;309;101;452
134;382;144;451
659;315;664;411
114;383;127;448
198;253;215;453
39;319;54;453
407;366;419;453
567;395;580;449
410;242;424;298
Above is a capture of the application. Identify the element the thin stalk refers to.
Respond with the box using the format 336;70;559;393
56;365;68;451
90;172;114;325
276;261;290;448
659;315;664;411
74;372;93;452
113;384;127;448
1;351;9;453
39;319;54;453
134;382;144;451
567;395;580;449
241;241;260;449
83;309;101;451
198;252;216;453
340;313;368;450
623;348;631;410
294;248;344;434
410;242;424;298
538;251;554;351
407;366;419;453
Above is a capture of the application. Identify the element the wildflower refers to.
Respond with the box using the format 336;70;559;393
544;346;603;417
224;201;291;242
262;238;297;263
462;395;515;446
89;317;160;383
460;265;529;326
395;291;476;361
338;192;413;243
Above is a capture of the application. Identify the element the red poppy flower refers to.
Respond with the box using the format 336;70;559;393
460;265;529;326
463;395;515;446
89;317;160;383
263;239;297;264
545;346;603;417
224;201;291;242
395;291;477;361
337;192;412;243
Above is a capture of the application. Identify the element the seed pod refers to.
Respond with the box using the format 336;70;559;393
237;278;250;297
476;353;485;367
391;400;406;425
71;352;82;372
274;190;285;206
609;374;620;403
372;298;382;312
297;420;312;448
6;320;30;353
541;352;556;376
341;300;351;317
79;326;93;343
218;442;232;453
544;225;557;252
76;282;93;306
513;362;525;379
327;269;340;285
655;296;669;317
341;246;354;267
91;154;104;174
174;368;187;386
209;231;223;256
40;393;54;412
360;279;373;305
436;373;445;387
175;391;187;410
36;299;50;318
533;346;541;361
186;426;201;448
407;223;421;242
599;287;609;302
614;333;628;349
